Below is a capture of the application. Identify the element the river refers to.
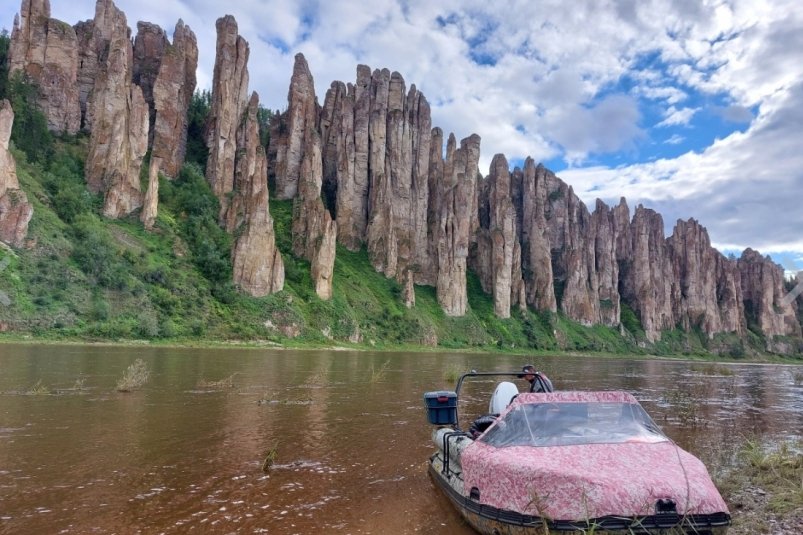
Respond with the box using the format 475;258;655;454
0;344;801;533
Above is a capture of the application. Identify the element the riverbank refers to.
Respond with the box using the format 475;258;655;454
717;440;803;535
2;332;803;366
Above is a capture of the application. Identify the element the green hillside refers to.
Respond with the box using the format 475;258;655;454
0;35;788;359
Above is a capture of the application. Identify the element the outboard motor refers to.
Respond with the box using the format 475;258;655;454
489;381;519;414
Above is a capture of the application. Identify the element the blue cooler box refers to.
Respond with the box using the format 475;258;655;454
424;391;457;425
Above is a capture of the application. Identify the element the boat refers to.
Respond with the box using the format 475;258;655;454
424;371;731;534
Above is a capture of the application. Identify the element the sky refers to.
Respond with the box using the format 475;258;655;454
2;0;802;271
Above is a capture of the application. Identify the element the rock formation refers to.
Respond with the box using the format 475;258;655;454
270;53;319;201
590;199;621;327
667;219;725;336
0;100;33;247
73;19;97;130
335;65;371;251
83;0;149;219
738;249;801;339
433;133;481;316
140;156;159;229
75;0;128;132
231;93;285;296
716;253;746;335
472;154;523;318
9;0;81;134
320;79;364;251
520;160;557;313
150;20;198;179
132;21;168;139
538;169;600;326
291;129;337;300
205;15;249;219
364;72;431;283
619;206;675;341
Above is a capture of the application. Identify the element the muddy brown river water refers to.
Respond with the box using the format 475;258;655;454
0;344;801;534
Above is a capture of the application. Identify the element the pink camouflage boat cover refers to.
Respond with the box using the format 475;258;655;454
460;391;729;521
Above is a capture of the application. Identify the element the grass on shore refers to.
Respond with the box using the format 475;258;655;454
718;440;803;534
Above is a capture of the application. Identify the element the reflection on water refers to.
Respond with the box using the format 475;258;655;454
0;344;801;533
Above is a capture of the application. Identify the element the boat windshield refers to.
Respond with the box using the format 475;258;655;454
478;402;668;448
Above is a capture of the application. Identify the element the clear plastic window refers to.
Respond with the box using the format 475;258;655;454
479;402;668;447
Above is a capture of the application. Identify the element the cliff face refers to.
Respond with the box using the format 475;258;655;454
205;15;249;221
434;134;481;315
83;0;149;219
291;128;337;300
9;0;81;134
472;154;524;318
132;22;168;139
365;73;431;285
270;53;319;201
231;93;285;296
668;219;729;337
150;20;198;179
520;160;557;313
264;54;799;348
739;249;801;340
0;100;33;247
590;199;621;327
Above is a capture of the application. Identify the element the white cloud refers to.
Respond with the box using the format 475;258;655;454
664;134;684;145
562;79;803;255
657;106;699;127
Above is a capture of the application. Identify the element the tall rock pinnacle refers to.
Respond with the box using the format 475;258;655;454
9;0;81;134
206;15;249;220
434;133;481;316
291;127;337;300
270;53;319;200
151;20;198;179
472;154;524;318
83;0;149;219
231;93;285;296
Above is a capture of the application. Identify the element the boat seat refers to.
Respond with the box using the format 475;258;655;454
469;413;498;438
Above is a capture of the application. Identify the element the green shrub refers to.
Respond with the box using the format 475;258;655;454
160;163;232;286
0;30;9;100
70;214;130;289
5;71;53;163
185;90;210;169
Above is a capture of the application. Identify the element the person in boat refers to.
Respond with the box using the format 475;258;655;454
518;364;554;393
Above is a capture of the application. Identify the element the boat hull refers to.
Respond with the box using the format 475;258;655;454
428;452;729;535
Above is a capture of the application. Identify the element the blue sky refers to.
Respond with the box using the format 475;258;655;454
3;0;803;271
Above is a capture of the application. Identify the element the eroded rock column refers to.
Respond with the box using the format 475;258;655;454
231;93;285;296
9;0;81;133
435;133;480;316
151;20;198;178
84;0;149;219
271;53;318;200
291;129;337;300
206;15;249;219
